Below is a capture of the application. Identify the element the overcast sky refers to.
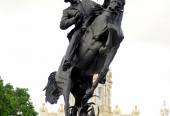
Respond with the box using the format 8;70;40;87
0;0;170;115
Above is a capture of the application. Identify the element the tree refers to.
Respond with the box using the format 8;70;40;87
0;79;37;116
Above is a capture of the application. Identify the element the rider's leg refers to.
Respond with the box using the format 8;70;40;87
63;30;81;71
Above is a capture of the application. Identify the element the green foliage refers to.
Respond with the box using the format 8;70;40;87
0;79;37;116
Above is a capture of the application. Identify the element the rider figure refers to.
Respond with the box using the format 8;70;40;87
60;0;103;71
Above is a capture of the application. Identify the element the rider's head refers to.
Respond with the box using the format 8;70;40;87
64;0;79;4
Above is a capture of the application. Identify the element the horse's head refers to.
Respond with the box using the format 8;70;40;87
107;0;125;13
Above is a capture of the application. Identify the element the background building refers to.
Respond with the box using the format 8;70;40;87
39;71;169;116
160;101;169;116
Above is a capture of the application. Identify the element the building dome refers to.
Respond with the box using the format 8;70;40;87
39;103;48;112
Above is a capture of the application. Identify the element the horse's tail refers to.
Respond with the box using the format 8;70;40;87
43;71;62;104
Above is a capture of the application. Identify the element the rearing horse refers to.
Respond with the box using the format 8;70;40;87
44;0;125;115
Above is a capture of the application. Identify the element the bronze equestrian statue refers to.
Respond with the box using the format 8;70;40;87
44;0;125;115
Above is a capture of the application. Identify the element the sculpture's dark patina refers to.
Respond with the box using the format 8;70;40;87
44;0;125;115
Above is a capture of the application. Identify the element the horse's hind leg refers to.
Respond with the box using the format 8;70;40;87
64;91;70;116
63;70;72;116
63;80;71;116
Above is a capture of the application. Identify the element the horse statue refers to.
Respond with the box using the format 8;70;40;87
44;0;125;115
